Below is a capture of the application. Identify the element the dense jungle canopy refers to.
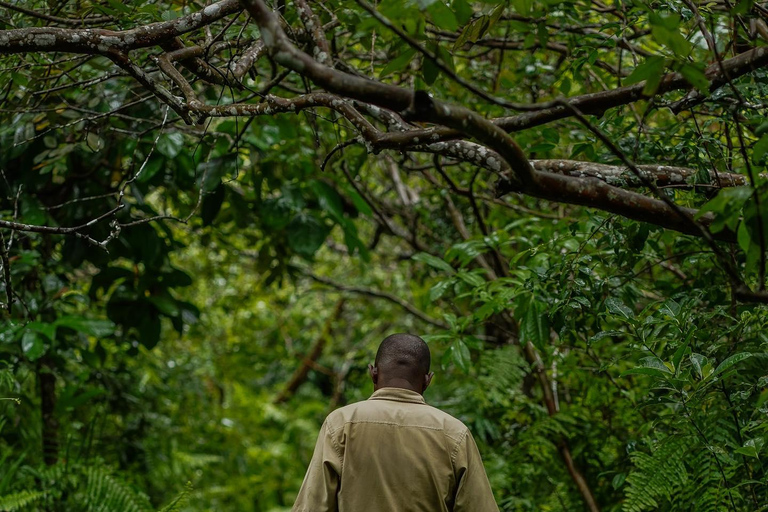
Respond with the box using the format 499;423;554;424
1;0;768;510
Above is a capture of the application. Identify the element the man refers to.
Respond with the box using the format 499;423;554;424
292;333;499;512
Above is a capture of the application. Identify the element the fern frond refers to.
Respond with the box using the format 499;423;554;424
82;466;152;512
0;490;45;511
622;435;692;512
156;482;193;512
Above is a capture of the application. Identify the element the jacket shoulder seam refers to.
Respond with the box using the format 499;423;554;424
328;419;464;442
325;420;344;472
450;428;470;466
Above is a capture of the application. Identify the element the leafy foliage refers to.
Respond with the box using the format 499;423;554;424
1;0;768;511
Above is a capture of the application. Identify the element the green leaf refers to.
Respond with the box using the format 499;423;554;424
488;3;505;27
25;321;56;341
605;297;634;319
423;56;440;85
638;356;673;374
711;352;752;378
286;214;331;258
520;301;549;351
620;367;670;379
137;156;165;183
346;187;373;216
427;1;459;31
137;314;161;349
625;56;666;96
157;132;185;158
738;221;751;254
429;280;452;302
588;330;623;346
734;438;764;459
696;186;753;233
672;330;694;376
649;13;691;57
201;183;225;226
690;353;709;379
21;331;45;361
680;64;709;94
511;0;531;16
380;48;417;78
453;15;489;49
148;295;180;317
197;155;234;193
456;271;484;287
412;252;455;273
437;45;455;72
310;180;344;222
55;316;115;338
752;134;768;164
449;339;471;372
452;0;473;24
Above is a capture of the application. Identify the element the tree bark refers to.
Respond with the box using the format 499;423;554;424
275;299;345;404
38;356;58;466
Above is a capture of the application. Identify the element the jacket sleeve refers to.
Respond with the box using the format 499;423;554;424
292;419;343;512
453;429;499;512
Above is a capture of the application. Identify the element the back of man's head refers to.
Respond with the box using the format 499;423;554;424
371;333;432;393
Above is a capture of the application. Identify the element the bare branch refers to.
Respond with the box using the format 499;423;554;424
0;0;242;54
530;160;754;189
295;0;332;66
0;1;115;26
371;46;768;150
305;272;449;329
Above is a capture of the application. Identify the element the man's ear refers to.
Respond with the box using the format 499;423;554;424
368;364;378;385
423;371;434;392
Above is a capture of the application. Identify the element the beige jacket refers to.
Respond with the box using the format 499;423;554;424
292;387;499;512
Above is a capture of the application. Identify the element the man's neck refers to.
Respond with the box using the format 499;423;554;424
376;379;422;395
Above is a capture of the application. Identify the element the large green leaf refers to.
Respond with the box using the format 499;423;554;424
286;214;331;258
412;252;455;273
520;300;549;351
21;331;45;361
55;316;115;338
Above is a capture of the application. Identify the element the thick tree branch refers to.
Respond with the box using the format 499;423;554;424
295;0;332;66
240;0;535;188
370;46;768;150
231;41;266;79
0;0;242;54
530;160;753;188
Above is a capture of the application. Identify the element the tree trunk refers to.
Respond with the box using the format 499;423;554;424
38;356;58;466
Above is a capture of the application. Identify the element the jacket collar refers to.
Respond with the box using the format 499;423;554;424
368;386;426;404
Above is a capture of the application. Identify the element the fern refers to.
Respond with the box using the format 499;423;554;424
81;466;153;512
156;482;193;512
622;435;692;512
0;490;45;511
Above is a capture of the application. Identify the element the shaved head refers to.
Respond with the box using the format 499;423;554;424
370;333;433;394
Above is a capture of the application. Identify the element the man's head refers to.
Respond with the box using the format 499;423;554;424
368;333;434;394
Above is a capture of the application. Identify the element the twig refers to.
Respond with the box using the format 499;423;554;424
0;231;13;311
555;99;743;286
305;271;449;329
0;1;114;26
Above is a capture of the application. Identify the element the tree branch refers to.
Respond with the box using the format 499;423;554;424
0;0;242;54
305;272;449;329
0;1;115;27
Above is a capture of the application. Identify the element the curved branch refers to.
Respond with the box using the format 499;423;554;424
239;0;535;188
530;160;753;188
0;0;242;54
370;46;768;150
305;272;449;329
0;1;115;26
